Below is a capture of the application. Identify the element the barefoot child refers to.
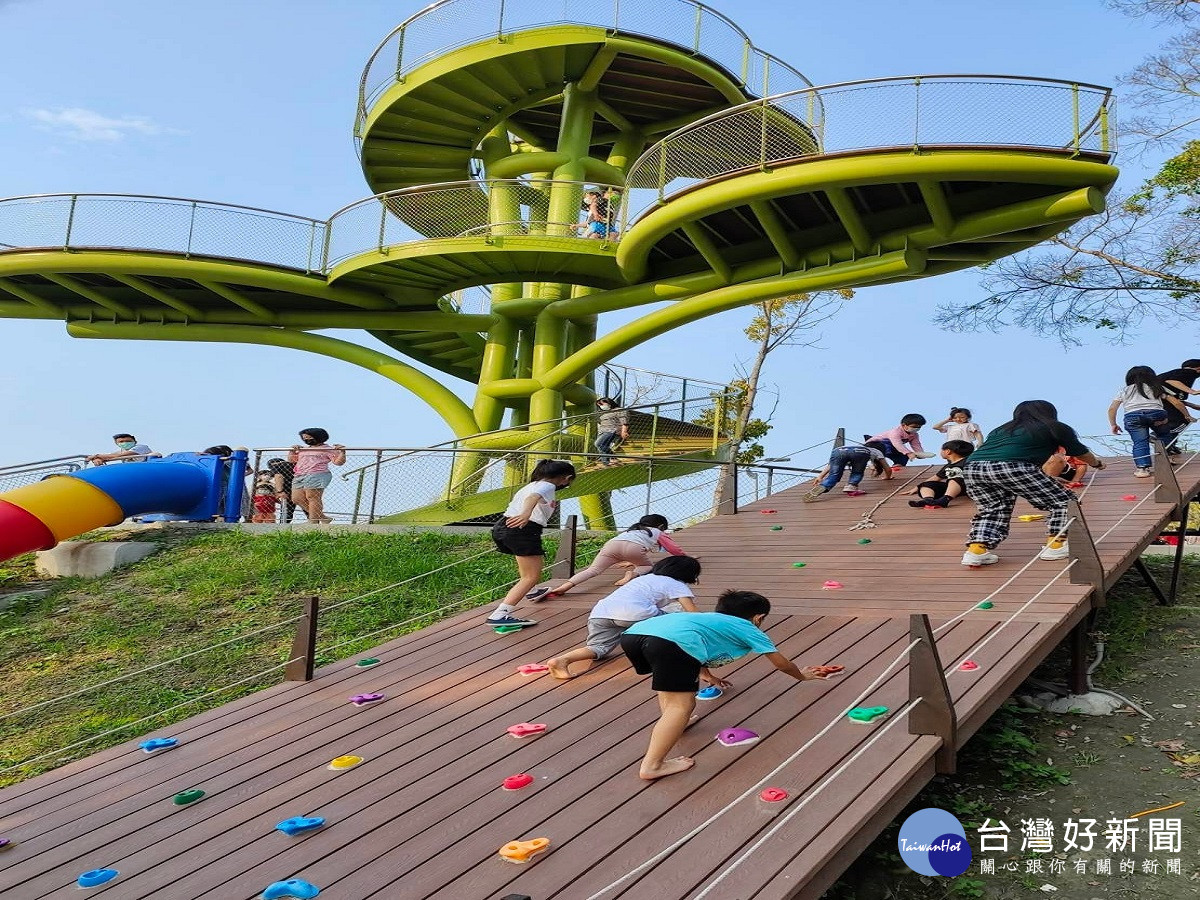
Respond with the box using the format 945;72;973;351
619;590;840;780
546;555;701;680
484;459;577;629
526;513;684;600
906;440;974;507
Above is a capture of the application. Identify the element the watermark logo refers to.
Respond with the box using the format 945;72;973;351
898;808;972;877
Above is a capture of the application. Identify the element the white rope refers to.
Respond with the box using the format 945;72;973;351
582;636;923;900
690;698;923;900
1095;485;1163;543
0;615;304;723
0;658;300;776
319;546;500;614
847;464;935;531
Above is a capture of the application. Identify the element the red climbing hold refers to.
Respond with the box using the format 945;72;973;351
760;509;777;514
760;788;789;803
1122;494;1138;501
502;773;534;791
507;723;547;739
959;660;980;672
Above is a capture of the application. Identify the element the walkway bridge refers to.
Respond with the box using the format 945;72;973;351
1;453;1194;899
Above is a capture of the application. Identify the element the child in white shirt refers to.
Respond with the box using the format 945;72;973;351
933;407;985;449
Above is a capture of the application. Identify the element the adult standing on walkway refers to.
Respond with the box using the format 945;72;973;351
593;397;629;467
288;428;345;524
960;400;1105;568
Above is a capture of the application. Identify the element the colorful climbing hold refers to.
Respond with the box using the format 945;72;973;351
172;789;205;806
759;788;789;803
77;869;119;888
139;737;178;754
959;660;980;672
494;625;524;634
327;755;364;771
857;538;872;544
1122;494;1138;501
354;658;381;668
770;525;783;531
502;773;534;791
716;728;760;747
791;561;806;568
517;663;550;676
275;816;325;836
845;490;867;497
1018;514;1046;522
696;686;723;700
349;693;385;706
499;838;551;864
760;509;777;515
261;878;321;899
847;706;889;724
822;580;843;590
0;838;10;849
976;601;994;610
507;722;547;739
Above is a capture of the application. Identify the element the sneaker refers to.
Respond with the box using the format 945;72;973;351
961;549;1000;567
1135;468;1152;478
485;614;537;628
928;496;950;508
524;587;553;602
908;499;927;508
1039;542;1070;561
843;484;862;493
913;452;936;460
803;485;826;502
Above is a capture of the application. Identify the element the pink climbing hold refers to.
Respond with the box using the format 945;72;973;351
845;490;867;497
822;580;843;590
502;773;535;791
759;788;789;803
959;660;980;672
760;509;778;515
507;723;547;739
1122;494;1138;501
517;663;550;676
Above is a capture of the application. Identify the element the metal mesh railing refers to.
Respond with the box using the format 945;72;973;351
626;75;1115;214
325;179;625;266
356;0;813;132
0;455;89;493
0;194;328;273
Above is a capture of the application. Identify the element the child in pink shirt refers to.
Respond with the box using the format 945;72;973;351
865;414;934;468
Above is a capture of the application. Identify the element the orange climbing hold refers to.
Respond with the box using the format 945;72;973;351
499;837;550;863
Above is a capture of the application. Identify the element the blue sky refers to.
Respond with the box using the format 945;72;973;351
0;0;1188;468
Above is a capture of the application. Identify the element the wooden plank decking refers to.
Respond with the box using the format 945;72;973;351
1;457;1196;900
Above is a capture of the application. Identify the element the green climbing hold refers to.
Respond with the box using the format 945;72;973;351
770;525;783;531
977;601;994;610
847;706;889;724
355;658;381;668
172;789;205;806
791;562;806;568
494;625;524;634
857;538;871;544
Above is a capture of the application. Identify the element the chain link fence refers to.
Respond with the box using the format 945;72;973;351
357;0;812;130
626;75;1115;215
0;456;89;493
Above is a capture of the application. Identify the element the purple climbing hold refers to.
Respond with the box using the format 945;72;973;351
349;693;385;706
716;728;760;747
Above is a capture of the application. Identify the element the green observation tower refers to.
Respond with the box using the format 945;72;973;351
0;1;1117;525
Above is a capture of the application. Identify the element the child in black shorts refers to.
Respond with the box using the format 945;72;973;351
619;590;840;780
906;440;974;508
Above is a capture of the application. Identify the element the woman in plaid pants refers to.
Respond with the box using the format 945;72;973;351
961;400;1105;567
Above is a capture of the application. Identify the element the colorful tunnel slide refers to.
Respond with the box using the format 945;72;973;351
0;452;246;563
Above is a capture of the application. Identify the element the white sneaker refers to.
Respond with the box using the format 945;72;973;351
1135;468;1152;478
1039;542;1070;561
961;549;1000;567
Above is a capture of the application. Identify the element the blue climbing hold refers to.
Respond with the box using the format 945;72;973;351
696;686;723;700
262;879;320;899
77;869;119;888
139;737;178;753
275;816;325;836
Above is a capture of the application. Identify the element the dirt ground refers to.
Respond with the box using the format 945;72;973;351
827;571;1200;900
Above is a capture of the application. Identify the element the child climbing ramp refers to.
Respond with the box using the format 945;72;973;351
546;555;702;680
526;513;684;600
804;444;893;501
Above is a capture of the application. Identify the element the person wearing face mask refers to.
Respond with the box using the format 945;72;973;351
593;396;629;467
288;428;346;524
87;433;155;465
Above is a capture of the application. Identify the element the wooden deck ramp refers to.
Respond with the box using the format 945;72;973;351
1;457;1197;900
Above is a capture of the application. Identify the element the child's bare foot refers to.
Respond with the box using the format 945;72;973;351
613;574;634;586
639;756;695;780
547;658;574;680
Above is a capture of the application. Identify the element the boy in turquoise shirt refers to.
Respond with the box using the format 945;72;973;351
620;590;840;780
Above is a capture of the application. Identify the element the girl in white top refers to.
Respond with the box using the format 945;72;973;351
547;555;701;679
933;408;985;449
485;459;577;628
525;514;685;601
1107;366;1182;476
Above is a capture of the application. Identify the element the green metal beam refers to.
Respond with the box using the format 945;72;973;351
66;322;481;437
42;274;135;320
680;222;733;283
824;187;873;254
0;278;62;316
749;201;801;270
195;280;276;321
111;274;207;321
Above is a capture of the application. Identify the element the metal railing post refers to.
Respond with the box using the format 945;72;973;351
908;613;957;775
912;77;921;151
285;596;319;682
649;408;659;456
185;201;197;258
351;469;366;524
1071;83;1081;154
63;195;78;249
497;0;506;37
367;450;383;523
692;5;703;53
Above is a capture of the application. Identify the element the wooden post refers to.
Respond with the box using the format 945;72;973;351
907;614;958;775
1168;499;1193;606
1065;499;1106;609
833;427;845;449
286;596;319;682
550;515;578;580
1151;438;1183;508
